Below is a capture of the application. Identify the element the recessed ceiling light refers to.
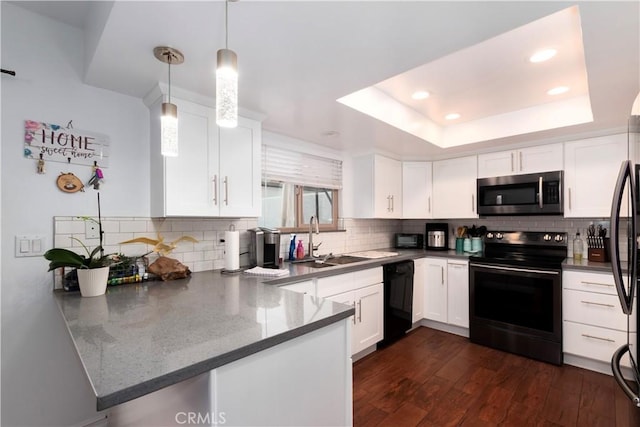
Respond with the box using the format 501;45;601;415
530;48;557;63
445;113;461;120
547;86;569;95
411;91;430;100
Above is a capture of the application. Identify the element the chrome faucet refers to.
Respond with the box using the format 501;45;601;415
309;215;321;258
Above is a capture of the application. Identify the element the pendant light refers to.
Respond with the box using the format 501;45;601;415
153;46;184;157
216;0;238;128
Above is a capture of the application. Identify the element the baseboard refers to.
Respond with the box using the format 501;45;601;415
420;319;469;338
352;345;377;362
564;353;635;379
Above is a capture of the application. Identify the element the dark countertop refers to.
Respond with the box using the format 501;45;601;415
562;258;622;273
55;271;354;411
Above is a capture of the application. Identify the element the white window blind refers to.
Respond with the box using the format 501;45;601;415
262;145;343;189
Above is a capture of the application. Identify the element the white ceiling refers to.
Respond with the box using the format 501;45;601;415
9;1;640;160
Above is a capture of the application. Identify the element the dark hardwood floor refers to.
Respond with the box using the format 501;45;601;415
353;327;640;427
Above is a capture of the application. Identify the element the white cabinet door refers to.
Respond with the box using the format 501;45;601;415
423;257;448;322
218;117;262;217
326;282;383;355
402;162;433;219
447;261;469;328
374;155;402;218
477;144;563;178
432;155;478;219
352;283;384;354
477;150;514;178
352;154;402;218
518;144;563;174
412;258;426;323
162;99;217;216
564;134;627;217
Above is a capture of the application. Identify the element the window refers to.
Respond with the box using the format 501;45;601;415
260;146;342;231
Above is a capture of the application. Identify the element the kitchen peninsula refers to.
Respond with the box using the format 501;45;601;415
55;270;355;426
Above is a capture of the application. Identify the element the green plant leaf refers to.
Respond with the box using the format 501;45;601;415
44;248;87;271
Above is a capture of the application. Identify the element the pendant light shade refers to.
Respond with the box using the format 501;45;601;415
216;48;238;128
216;0;238;128
160;102;178;157
154;46;184;157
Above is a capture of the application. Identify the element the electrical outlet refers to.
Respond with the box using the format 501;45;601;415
85;221;100;239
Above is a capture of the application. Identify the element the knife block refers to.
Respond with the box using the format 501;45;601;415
587;238;610;262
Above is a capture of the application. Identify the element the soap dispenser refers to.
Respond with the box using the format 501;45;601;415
296;240;305;259
288;234;296;261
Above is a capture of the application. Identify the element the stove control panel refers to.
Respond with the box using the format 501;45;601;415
484;231;568;246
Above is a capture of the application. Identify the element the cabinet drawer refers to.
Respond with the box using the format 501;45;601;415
563;270;617;295
564;289;636;331
564;321;636;367
317;267;383;298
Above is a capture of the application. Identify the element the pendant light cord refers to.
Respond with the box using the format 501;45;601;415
167;53;172;103
225;0;229;49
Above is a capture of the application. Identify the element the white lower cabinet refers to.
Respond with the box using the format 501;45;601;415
447;261;469;328
563;270;637;368
279;280;315;295
424;258;448;322
423;257;469;328
318;267;384;356
412;258;426;323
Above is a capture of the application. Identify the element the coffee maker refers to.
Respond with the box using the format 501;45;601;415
425;223;449;250
248;227;281;268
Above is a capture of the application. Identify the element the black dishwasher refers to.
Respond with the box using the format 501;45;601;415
379;260;414;347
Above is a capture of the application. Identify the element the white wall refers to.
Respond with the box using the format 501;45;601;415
1;4;149;425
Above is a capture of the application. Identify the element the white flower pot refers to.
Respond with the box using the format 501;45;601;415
77;266;109;297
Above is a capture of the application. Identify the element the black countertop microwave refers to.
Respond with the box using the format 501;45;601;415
477;170;563;216
394;233;424;249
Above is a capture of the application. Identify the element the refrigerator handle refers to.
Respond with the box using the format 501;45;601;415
611;344;640;407
610;160;637;315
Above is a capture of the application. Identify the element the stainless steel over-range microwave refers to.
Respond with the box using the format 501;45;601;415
477;170;563;216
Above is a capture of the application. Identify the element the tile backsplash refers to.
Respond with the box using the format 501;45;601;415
53;214;618;289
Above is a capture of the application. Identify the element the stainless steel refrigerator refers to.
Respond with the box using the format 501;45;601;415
610;114;640;407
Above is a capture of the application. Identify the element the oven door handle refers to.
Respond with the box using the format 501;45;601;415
470;262;559;276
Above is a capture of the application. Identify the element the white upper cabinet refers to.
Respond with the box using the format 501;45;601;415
352;154;402;218
218;118;262;217
432;155;478;219
150;97;261;217
477;143;563;178
402;162;433;219
563;134;627;218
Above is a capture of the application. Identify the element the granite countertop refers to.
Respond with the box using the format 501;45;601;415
54;247;477;411
55;271;354;411
562;257;623;273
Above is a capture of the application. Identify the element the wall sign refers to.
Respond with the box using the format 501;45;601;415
24;120;110;167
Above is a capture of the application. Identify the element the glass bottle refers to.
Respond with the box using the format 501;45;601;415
573;230;583;262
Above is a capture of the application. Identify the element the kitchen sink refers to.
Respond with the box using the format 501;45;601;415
291;255;368;268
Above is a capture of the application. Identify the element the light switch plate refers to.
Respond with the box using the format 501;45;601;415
15;235;46;257
85;220;100;239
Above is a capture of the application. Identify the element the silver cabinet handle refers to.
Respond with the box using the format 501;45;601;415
428;196;431;213
471;194;475;213
568;187;572;210
538;176;543;208
357;300;362;323
519;151;523;171
391;195;394;212
580;281;614;288
441;266;444;284
224;176;229;205
213;175;218;205
581;300;615;308
582;334;615;343
511;152;514;172
352;302;356;325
